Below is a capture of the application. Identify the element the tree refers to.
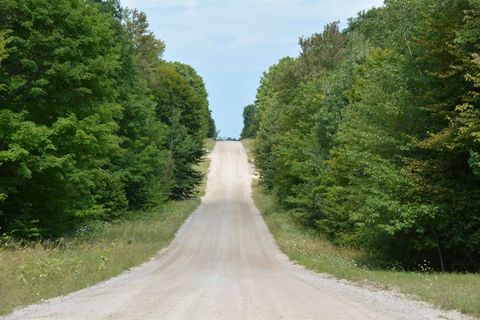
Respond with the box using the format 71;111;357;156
206;109;217;139
299;22;347;76
252;23;348;211
408;0;480;270
149;62;211;199
253;57;299;190
122;8;165;84
240;104;256;139
454;0;480;178
123;9;214;200
0;0;126;237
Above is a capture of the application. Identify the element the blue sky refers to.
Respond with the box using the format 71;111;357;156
120;0;384;138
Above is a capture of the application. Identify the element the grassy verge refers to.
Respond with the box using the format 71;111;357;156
0;139;215;316
204;138;216;153
242;139;480;318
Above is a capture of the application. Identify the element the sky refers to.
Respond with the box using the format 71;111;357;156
120;0;384;138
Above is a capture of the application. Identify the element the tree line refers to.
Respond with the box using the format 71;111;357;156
0;0;216;239
243;0;480;271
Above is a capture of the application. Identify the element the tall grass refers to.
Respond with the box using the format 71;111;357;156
0;140;214;316
243;139;480;318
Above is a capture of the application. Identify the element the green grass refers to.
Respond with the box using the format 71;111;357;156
204;137;216;153
241;138;254;160
0;140;215;316
242;139;480;318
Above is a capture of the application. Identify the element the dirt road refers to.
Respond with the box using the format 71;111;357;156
4;142;469;320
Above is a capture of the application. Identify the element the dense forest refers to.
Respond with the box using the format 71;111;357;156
0;0;216;239
244;0;480;271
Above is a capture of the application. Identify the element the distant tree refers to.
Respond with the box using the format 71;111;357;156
122;8;166;84
151;62;211;199
299;22;347;75
206;109;217;139
123;9;214;200
240;104;257;139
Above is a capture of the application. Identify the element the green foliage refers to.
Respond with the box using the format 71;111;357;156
248;0;480;271
0;1;215;238
122;5;214;200
122;8;165;84
299;22;347;75
0;30;10;64
206;108;217;139
0;0;126;236
253;23;348;210
253;57;299;190
240;104;256;139
321;48;435;265
151;62;211;199
408;0;480;271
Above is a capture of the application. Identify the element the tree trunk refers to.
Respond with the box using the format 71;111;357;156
433;229;445;272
